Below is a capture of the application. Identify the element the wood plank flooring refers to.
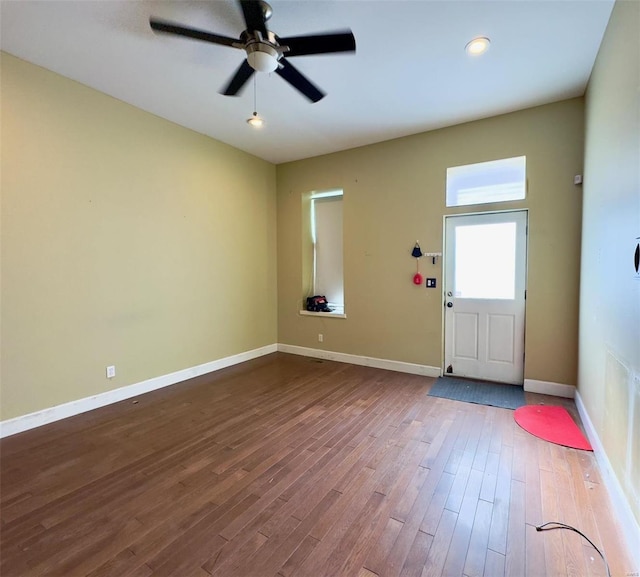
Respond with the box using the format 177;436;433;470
0;353;635;576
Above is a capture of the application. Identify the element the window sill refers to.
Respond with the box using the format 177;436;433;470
299;310;347;319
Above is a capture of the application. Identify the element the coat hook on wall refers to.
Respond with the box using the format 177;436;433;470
425;252;442;265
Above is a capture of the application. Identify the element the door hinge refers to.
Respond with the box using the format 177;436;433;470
525;289;527;300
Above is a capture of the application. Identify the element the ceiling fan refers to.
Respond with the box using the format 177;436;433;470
149;0;356;103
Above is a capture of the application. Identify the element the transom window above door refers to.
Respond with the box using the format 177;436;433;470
446;156;526;207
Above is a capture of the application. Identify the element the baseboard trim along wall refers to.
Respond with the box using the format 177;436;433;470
0;344;278;439
523;378;576;398
2;348;578;438
1;344;438;438
277;343;442;378
575;391;640;570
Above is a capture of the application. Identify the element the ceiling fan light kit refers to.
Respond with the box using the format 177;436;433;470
245;42;279;73
149;0;356;104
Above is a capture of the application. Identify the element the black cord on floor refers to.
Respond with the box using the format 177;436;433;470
536;521;611;577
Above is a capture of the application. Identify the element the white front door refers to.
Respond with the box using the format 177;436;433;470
443;210;528;384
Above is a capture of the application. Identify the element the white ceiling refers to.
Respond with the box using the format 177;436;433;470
1;0;614;164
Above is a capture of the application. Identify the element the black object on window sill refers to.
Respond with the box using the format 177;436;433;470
306;295;333;312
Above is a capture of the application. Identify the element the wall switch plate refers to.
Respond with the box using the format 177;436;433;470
318;333;323;343
106;365;116;379
426;278;437;288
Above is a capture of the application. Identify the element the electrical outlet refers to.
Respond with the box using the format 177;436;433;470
318;333;323;343
106;365;116;379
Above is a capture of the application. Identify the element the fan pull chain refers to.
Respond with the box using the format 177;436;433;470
253;74;257;114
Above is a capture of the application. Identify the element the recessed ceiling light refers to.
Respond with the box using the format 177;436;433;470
465;37;491;56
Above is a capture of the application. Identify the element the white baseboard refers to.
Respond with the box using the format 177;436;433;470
524;378;576;398
277;343;441;378
575;391;640;570
0;344;278;439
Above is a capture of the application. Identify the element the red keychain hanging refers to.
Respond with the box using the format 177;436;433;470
412;242;423;285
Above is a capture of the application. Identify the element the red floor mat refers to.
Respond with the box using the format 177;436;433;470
514;405;593;450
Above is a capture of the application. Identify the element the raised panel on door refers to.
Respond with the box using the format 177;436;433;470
487;313;515;363
453;312;479;360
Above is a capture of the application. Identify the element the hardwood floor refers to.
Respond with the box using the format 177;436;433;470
0;353;634;577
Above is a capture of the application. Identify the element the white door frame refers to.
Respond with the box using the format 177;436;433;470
441;208;529;383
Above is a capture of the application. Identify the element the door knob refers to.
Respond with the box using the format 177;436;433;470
446;302;453;308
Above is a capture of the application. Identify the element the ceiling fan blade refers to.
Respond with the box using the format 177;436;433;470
221;60;255;96
279;30;356;57
239;0;268;36
275;59;325;103
150;18;238;47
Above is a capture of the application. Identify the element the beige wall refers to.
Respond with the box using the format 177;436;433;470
277;98;584;385
1;53;277;420
580;0;640;525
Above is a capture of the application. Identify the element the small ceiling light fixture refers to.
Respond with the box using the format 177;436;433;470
246;75;265;128
247;112;264;128
465;36;491;56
